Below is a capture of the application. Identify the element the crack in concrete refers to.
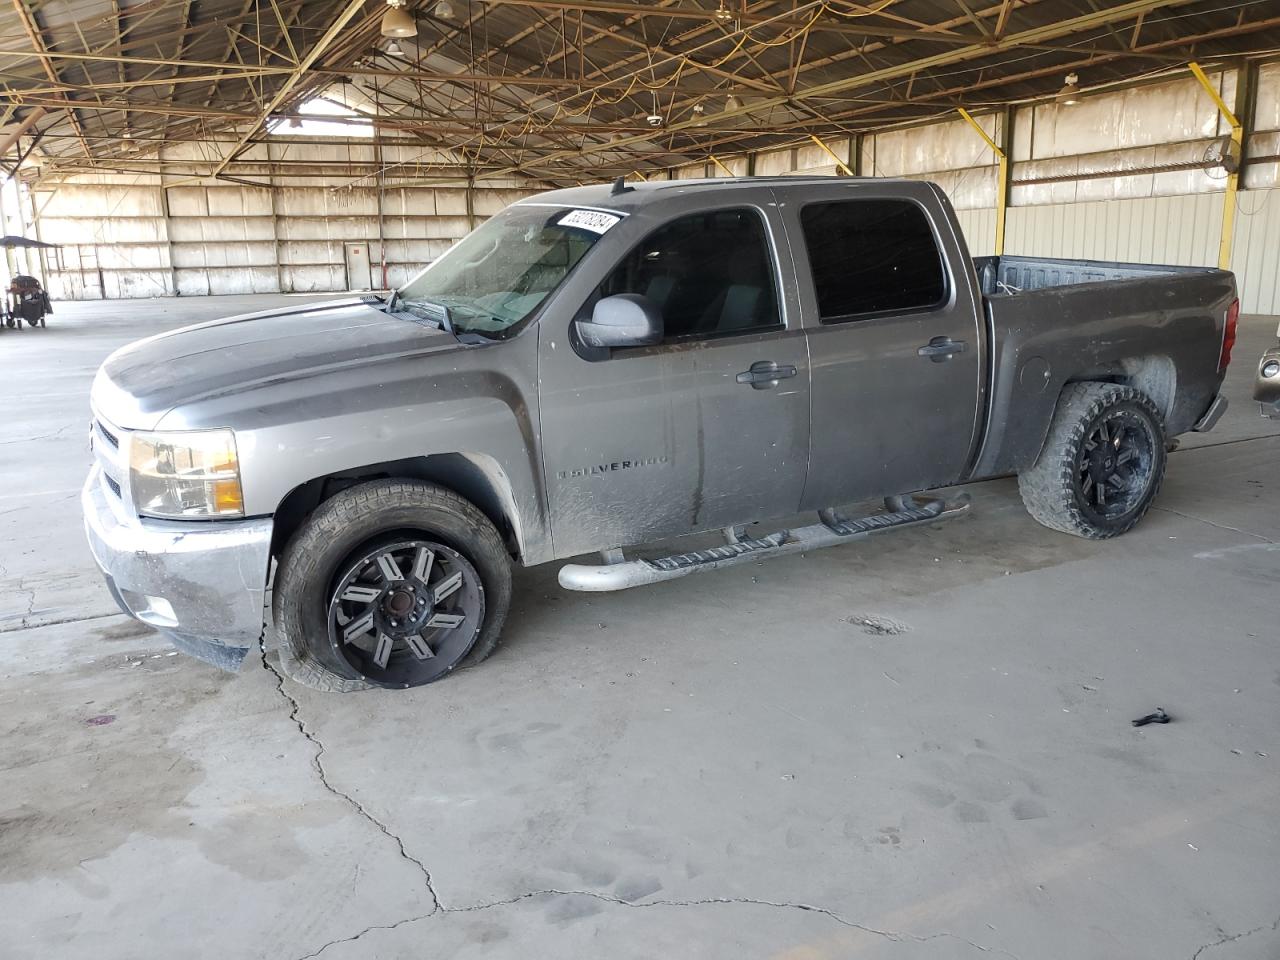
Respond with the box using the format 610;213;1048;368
1190;913;1280;959
288;884;1020;960
0;609;120;635
262;656;1025;960
263;658;1028;960
4;578;39;630
1151;505;1276;544
0;423;76;445
455;890;1021;957
258;641;443;928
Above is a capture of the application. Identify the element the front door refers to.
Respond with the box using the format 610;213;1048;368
344;242;372;291
538;196;811;559
778;182;985;510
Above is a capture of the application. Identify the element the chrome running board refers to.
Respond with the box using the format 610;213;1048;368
557;494;971;593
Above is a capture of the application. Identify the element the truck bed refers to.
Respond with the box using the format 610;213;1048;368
973;254;1217;297
967;254;1236;483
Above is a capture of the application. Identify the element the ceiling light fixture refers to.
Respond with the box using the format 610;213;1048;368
725;94;741;111
386;40;403;56
714;1;734;22
434;0;455;19
1057;72;1081;106
381;0;417;38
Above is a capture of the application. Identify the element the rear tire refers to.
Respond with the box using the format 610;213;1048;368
1018;382;1166;539
272;480;512;690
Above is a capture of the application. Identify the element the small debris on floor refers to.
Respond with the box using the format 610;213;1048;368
1132;708;1171;727
845;614;909;636
84;714;115;726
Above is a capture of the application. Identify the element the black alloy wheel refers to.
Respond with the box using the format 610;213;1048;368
1075;409;1156;522
327;538;484;687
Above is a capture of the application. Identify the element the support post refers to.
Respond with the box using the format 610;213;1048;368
709;154;734;177
465;171;476;231
808;134;853;176
159;176;179;296
957;107;1007;256
1189;61;1243;271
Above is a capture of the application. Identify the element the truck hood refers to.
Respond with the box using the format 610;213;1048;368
92;298;458;429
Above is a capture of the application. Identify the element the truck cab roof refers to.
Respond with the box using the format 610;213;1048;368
516;176;915;212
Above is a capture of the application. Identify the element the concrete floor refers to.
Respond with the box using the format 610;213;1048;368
2;295;1278;960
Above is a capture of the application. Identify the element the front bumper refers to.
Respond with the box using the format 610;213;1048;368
82;466;273;671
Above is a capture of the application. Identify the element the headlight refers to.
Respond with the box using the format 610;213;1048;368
129;429;244;519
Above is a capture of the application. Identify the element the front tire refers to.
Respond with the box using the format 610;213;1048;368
273;480;512;690
1018;382;1167;539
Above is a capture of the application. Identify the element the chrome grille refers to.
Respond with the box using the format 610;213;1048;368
92;415;127;505
96;419;119;449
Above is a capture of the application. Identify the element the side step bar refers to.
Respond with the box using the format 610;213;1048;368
558;494;971;593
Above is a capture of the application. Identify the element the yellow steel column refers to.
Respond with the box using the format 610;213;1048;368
808;135;854;176
957;107;1007;256
1189;61;1243;271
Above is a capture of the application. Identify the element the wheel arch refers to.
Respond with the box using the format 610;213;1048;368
972;355;1177;480
1064;354;1176;421
271;453;527;563
1031;355;1176;463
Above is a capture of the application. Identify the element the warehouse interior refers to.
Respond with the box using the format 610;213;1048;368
2;2;1280;959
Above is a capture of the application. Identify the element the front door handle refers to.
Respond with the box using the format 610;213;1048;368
736;360;798;390
918;337;967;362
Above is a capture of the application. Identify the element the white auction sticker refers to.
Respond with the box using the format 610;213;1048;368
558;209;622;234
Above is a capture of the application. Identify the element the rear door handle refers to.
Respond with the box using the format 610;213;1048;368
918;337;967;362
736;360;798;390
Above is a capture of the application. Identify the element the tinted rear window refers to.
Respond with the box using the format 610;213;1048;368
800;199;946;322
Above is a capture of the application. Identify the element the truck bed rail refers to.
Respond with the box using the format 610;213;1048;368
974;255;1216;297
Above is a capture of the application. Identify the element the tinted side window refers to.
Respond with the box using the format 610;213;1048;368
597;208;780;340
800;200;946;322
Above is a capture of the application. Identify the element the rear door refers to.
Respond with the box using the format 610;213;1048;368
777;182;984;510
537;193;810;558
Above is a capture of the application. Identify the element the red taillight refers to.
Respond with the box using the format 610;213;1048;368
1220;298;1239;373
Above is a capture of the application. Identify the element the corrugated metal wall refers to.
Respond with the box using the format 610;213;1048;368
677;62;1280;314
30;139;532;300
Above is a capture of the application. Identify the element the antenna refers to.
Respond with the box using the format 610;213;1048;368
611;176;634;196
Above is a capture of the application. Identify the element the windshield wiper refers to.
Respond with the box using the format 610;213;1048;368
396;296;455;335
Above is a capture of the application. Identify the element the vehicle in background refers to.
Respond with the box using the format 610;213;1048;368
1254;324;1280;418
3;274;52;329
82;176;1238;691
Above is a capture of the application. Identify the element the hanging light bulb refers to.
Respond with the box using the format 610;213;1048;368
725;94;741;112
714;1;734;22
1057;72;1082;106
386;40;403;56
692;102;707;127
434;0;455;19
381;0;417;38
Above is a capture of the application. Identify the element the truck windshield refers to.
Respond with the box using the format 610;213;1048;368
394;205;606;337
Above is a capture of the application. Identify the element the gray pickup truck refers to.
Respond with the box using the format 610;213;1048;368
83;177;1238;690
